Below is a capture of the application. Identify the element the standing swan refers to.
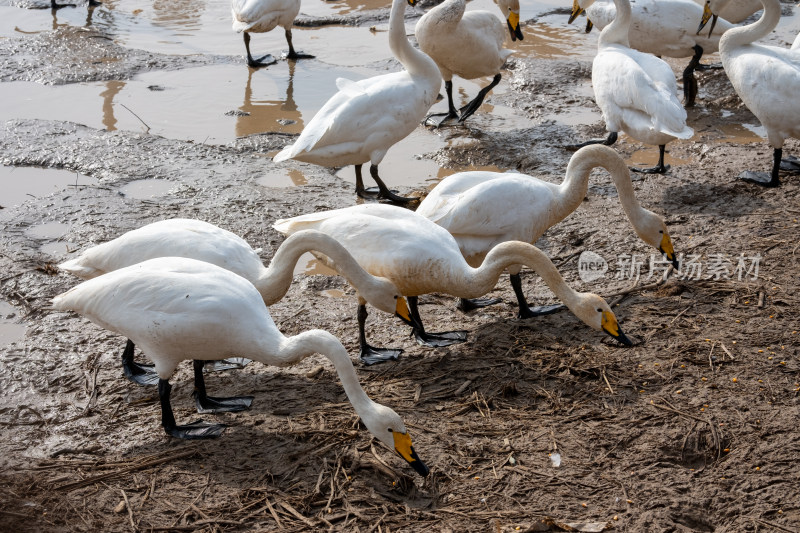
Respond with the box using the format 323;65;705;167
416;145;678;317
415;0;522;126
231;0;314;68
274;204;633;361
699;0;800;187
59;220;418;376
272;0;441;204
52;258;430;477
569;0;731;106
570;0;694;174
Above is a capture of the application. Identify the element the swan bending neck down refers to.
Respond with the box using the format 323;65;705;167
274;204;633;356
569;0;694;173
59;220;417;380
272;0;441;205
52;257;429;476
416;144;677;318
699;0;800;187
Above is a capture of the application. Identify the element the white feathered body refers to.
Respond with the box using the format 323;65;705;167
274;204;469;297
585;0;730;57
415;172;561;267
273;71;439;167
53;258;286;379
231;0;300;33
720;40;800;148
58;219;266;282
593;43;694;144
415;0;512;82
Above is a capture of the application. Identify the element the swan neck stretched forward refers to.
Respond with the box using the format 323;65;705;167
271;330;375;413
719;0;781;52
558;145;649;231
390;0;439;78
254;230;380;306
599;0;631;47
460;242;583;311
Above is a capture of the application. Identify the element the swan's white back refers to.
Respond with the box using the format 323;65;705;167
231;0;300;33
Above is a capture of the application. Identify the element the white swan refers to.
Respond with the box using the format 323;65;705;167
416;144;677;316
700;0;800;186
569;0;732;106
231;0;314;68
59;220;418;374
694;0;762;25
274;204;633;351
272;0;441;204
571;0;694;174
415;0;522;126
52;257;430;476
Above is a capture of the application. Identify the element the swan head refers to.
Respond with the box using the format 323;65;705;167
363;278;423;331
568;0;593;24
361;403;430;477
632;213;679;270
574;293;633;346
697;0;720;37
497;0;524;41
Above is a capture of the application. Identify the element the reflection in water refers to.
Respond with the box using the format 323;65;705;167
99;80;125;131
236;61;304;138
152;0;205;31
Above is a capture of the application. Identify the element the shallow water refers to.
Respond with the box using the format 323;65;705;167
0;301;26;349
0;165;98;210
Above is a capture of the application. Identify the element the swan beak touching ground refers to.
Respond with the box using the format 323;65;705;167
392;429;430;476
660;233;679;269
507;10;523;41
697;1;718;37
569;0;585;24
601;311;633;346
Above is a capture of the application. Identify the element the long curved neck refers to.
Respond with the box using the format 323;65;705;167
557;145;649;234
599;0;631;47
274;330;375;415
455;242;583;311
719;0;781;52
390;0;439;78
253;230;382;306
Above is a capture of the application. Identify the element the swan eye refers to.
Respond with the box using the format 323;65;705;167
387;428;393;433
596;308;602;312
659;230;664;234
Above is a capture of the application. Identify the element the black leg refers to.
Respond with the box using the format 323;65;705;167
424;80;461;127
631;145;670;174
510;273;566;319
357;304;403;365
121;339;159;386
458;74;502;122
244;32;276;68
51;0;76;9
284;28;314;60
739;147;782;187
370;164;418;206
456;296;502;313
159;378;226;439
355;164;379;199
408;296;467;348
682;45;702;107
192;360;253;414
566;131;617;151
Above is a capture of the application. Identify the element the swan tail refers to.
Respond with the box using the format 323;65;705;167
57;258;104;280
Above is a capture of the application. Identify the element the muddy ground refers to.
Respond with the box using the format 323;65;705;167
1;2;800;532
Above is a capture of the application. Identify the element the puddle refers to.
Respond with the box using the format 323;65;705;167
627;147;692;169
257;169;308;188
118;179;175;199
0;166;98;210
320;289;347;298
513;21;598;59
26;221;70;239
715;122;766;144
0;301;26;349
293;252;339;277
40;241;71;257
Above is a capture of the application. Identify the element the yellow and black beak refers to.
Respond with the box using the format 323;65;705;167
601;311;633;347
569;0;584;24
406;0;417;6
659;233;679;270
393;430;430;477
507;11;524;41
585;18;593;33
697;1;718;37
395;297;423;331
